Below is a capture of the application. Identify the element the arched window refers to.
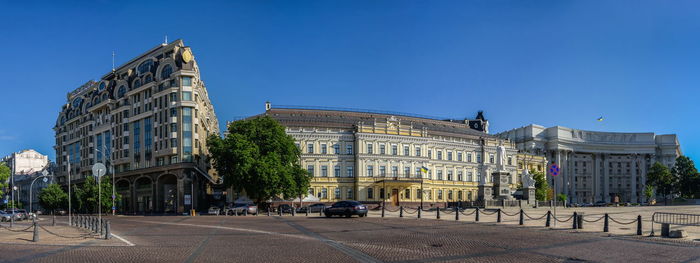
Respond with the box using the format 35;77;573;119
102;93;109;101
118;85;127;98
98;82;106;91
133;79;141;89
144;75;153;84
72;97;83;108
137;60;154;75
161;64;173;80
60;116;66;125
93;97;100;105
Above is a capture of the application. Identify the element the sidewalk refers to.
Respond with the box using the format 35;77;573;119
0;218;124;246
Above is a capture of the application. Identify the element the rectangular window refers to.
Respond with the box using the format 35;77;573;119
347;188;353;199
405;189;411;199
448;151;453;161
380;166;386;177
437;170;443;180
392;145;397;155
170;92;178;102
346;144;353;154
391;166;398;177
321;188;328;199
404;145;409;156
477;153;482;163
367;165;374;177
334;165;340;177
447;171;453;181
307;165;314;176
367;143;373;154
182;76;193;86
347;167;354;177
437;151;443;160
307;143;314;154
416;189;422;199
182;91;192;101
468;153;472;162
448;190;453;200
170;108;177;117
428;149;432;159
333;144;340;154
508;156;512;165
380;144;386;154
321;165;328;177
415;147;421;157
171;123;178;132
458;152;463;162
415;167;421;177
334;188;341;199
458;172;463;181
489;154;495;163
367;188;374;199
182;107;193;162
438;190;443;200
321;144;327;154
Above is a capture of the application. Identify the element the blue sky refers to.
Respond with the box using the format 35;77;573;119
1;0;698;162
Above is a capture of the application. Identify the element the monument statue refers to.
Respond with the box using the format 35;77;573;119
496;145;507;171
521;169;535;188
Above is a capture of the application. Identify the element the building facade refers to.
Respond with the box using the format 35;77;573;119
254;103;520;207
54;39;220;214
1;149;49;175
1;149;52;211
497;124;681;204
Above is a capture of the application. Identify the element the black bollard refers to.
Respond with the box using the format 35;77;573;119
100;219;104;236
475;208;480;222
572;212;578;229
546;211;551;227
436;207;440;219
578;214;583;229
418;206;421;219
278;207;282;216
497;209;502;223
637;215;642;235
381;205;385;218
400;206;403;218
519;209;524;225
455;206;459;221
32;220;39;242
604;213;609;232
291;208;295;217
105;221;111;240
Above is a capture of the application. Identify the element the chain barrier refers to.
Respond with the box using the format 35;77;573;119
480;209;498;215
582;215;606;223
39;225;95;239
441;209;454;214
523;211;548;220
553;214;574;223
609;217;638;225
501;210;519;217
421;207;433;212
384;207;401;213
459;209;477;216
0;224;34;232
402;207;419;214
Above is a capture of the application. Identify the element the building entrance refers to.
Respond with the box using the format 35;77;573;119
391;189;399;206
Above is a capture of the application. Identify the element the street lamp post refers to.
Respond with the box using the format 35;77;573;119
92;162;106;235
94;145;114;215
29;170;52;215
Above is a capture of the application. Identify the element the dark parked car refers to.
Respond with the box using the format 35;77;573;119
297;203;326;213
278;204;294;214
594;201;607;207
324;201;367;218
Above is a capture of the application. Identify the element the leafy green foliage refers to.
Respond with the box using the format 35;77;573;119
646;162;675;203
643;184;654;201
671;156;700;198
0;163;10;197
38;184;67;213
207;116;311;204
3;200;23;209
531;170;549;201
74;176;120;214
556;193;567;203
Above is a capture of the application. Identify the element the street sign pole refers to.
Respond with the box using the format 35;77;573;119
549;162;560;228
92;163;106;234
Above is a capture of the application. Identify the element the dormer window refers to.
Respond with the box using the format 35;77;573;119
118;85;127;98
137;60;154;75
161;64;173;79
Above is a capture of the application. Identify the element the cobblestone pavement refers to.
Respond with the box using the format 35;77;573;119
0;214;699;263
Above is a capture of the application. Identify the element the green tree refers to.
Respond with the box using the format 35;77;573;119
75;176;120;214
207;116;311;204
643;184;654;203
671;156;700;198
0;163;10;197
646;162;675;205
3;200;23;209
531;170;549;201
557;193;567;203
38;184;68;214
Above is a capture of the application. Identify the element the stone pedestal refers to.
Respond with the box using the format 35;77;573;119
523;187;536;204
492;171;512;200
478;184;493;201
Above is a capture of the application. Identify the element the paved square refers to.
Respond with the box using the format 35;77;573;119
0;212;699;263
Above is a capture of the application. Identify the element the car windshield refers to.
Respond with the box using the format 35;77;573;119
234;203;247;207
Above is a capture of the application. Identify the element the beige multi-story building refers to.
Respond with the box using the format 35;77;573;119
1;149;49;175
497;124;681;204
54;39;220;214
256;103;520;207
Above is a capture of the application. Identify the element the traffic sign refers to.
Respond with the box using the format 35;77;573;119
549;163;560;176
42;177;48;183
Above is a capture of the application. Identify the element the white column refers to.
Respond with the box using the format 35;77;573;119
640;155;648;203
603;154;610;203
631;155;638;203
592;153;598;203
